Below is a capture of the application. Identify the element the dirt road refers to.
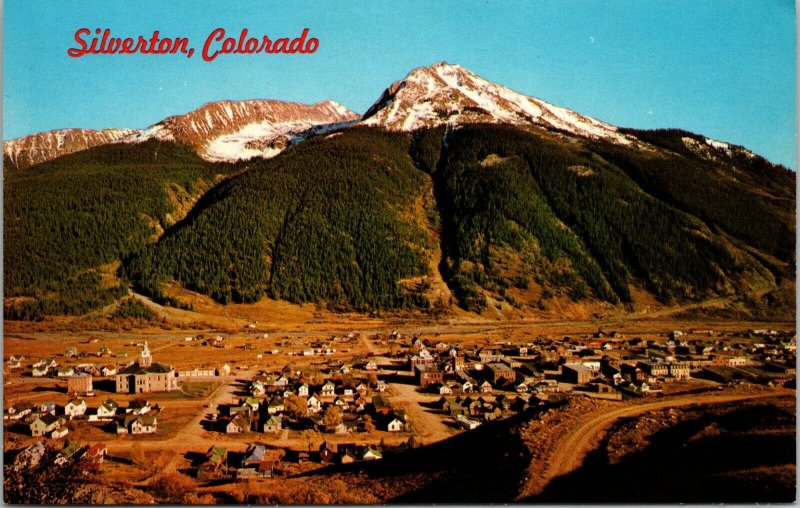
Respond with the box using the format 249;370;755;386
527;389;793;498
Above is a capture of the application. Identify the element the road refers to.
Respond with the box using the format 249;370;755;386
527;389;793;497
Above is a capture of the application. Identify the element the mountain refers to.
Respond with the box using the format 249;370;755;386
3;128;138;170
3;63;795;320
130;98;359;162
361;62;631;145
3;99;358;169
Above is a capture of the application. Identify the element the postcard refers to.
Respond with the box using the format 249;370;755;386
3;1;796;504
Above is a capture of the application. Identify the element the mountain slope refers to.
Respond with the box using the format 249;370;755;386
3;140;236;319
4;99;358;169
3;128;138;170
124;128;432;309
131;98;359;162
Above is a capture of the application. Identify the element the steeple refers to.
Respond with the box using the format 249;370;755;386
140;341;152;368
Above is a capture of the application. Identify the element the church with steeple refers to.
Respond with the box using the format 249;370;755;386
115;342;178;393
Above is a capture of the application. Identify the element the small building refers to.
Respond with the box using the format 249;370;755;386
415;363;444;388
30;415;62;437
198;446;228;480
637;361;669;378
67;374;94;397
64;399;87;418
130;414;158;434
226;413;251;434
263;415;282;433
96;399;119;418
321;382;336;397
485;363;516;386
126;399;151;415
386;417;405;432
372;394;392;415
668;362;690;380
562;363;593;384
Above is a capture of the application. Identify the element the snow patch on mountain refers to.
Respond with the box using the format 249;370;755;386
362;62;632;145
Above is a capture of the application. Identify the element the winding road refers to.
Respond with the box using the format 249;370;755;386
528;389;793;497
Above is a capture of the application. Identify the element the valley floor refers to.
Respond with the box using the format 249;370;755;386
3;314;795;504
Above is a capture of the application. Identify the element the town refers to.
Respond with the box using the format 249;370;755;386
4;323;796;491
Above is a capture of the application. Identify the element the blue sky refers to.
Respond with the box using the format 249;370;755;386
3;0;796;168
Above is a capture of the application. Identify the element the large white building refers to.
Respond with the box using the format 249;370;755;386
115;342;178;394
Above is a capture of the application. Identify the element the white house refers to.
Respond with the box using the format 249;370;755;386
321;382;336;397
386;418;405;432
64;399;87;418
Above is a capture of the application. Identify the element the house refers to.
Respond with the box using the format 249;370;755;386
637;361;669;378
267;397;285;415
57;367;75;377
479;381;493;393
115;342;178;394
198;446;228;480
32;366;50;377
39;402;57;415
126;399;151;415
365;361;378;371
297;383;310;397
263;415;283;433
13;442;46;471
241;443;266;468
226;413;252;434
130;414;158;434
30;414;63;436
386;417;405;432
242;397;260;412
319;441;338;463
355;382;368;394
307;395;323;413
437;383;452;395
101;365;117;376
64;399;87;418
216;364;231;376
456;415;481;430
668;362;691;380
96;399;119;418
5;403;34;421
250;381;266;397
321;381;336;397
83;443;107;464
372;394;392;415
51;427;69;439
362;446;383;461
375;380;387;392
64;347;78;357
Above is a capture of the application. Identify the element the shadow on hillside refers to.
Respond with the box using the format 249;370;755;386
525;401;796;504
295;402;560;503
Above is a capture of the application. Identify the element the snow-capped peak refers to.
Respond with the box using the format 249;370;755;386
361;62;631;144
132;98;359;162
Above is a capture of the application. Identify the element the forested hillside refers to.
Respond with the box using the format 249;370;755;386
411;125;790;312
4;123;794;319
4;140;235;319
124;128;432;310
